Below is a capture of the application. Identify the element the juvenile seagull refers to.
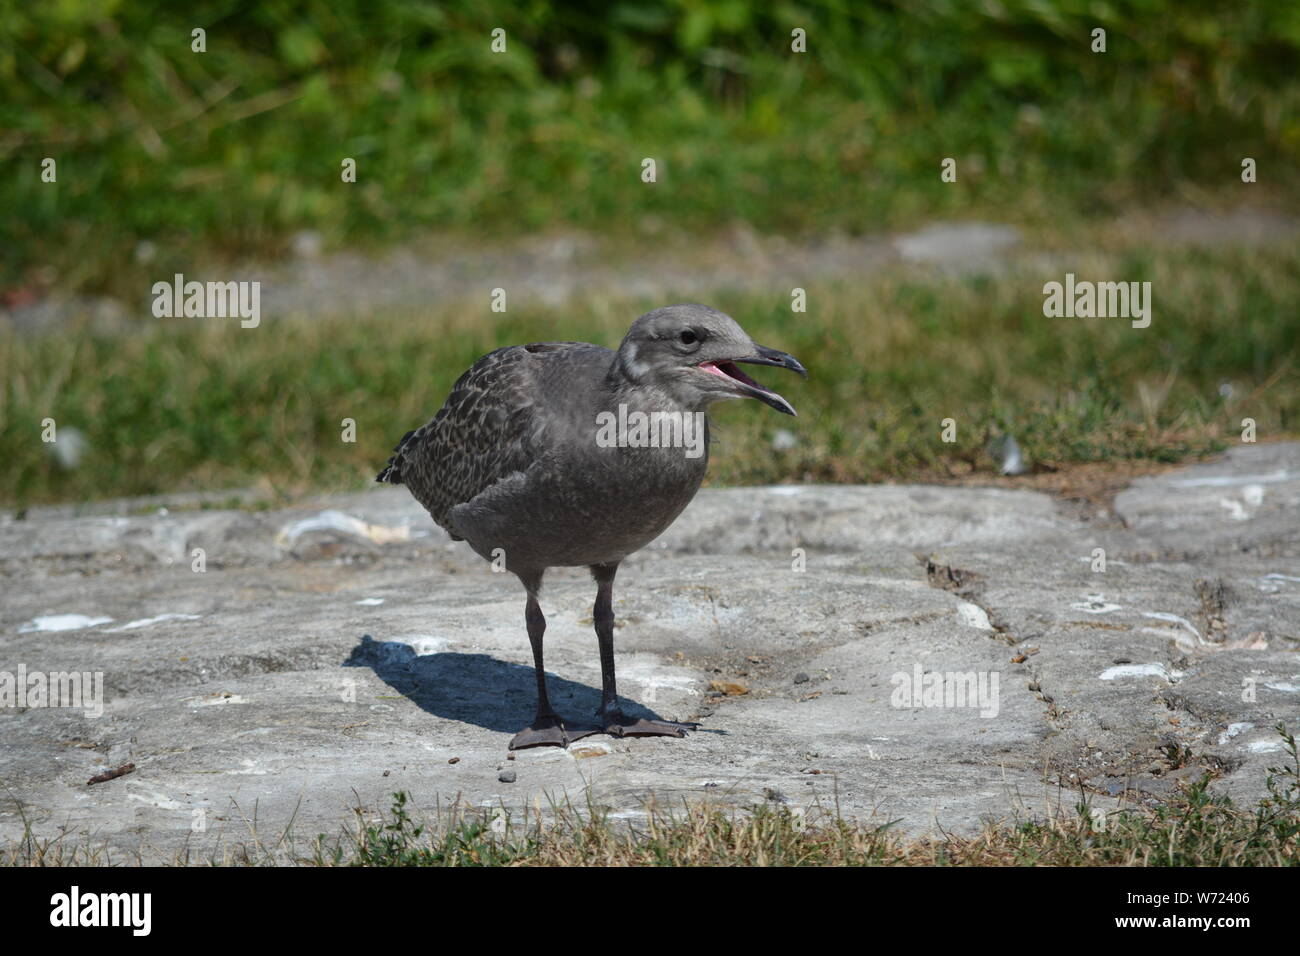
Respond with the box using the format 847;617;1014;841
377;303;806;748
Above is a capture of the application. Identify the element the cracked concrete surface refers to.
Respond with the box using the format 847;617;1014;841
1;443;1297;861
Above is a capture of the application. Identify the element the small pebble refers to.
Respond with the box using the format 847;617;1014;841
498;770;517;783
794;672;810;684
448;757;460;764
708;679;748;696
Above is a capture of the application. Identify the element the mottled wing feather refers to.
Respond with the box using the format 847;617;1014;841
376;342;590;538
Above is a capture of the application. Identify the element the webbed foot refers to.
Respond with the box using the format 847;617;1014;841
600;708;698;740
509;713;601;750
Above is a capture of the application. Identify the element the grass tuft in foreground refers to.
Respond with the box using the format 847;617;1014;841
324;729;1300;866
5;725;1298;866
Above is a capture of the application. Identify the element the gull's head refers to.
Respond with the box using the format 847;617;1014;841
615;303;807;415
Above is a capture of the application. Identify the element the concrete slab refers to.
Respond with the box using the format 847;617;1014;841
2;443;1297;861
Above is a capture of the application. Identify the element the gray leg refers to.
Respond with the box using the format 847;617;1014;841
525;589;553;716
509;570;599;750
592;562;619;714
590;562;696;740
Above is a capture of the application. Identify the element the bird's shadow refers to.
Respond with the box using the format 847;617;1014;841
343;635;675;734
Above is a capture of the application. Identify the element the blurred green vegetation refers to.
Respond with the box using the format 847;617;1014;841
3;241;1296;505
3;1;1299;295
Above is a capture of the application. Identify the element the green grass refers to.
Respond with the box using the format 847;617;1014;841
3;1;1298;296
8;724;1299;866
2;240;1296;507
334;727;1300;865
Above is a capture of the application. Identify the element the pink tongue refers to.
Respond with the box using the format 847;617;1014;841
703;361;761;388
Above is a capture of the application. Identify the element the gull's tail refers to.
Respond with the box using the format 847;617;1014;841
375;428;418;485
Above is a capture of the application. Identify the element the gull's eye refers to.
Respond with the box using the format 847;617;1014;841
679;329;699;346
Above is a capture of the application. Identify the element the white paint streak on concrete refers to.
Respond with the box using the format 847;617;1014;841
1218;497;1250;520
1071;594;1120;614
276;510;411;547
187;694;248;706
1218;722;1254;745
224;759;269;775
106;613;201;632
392;635;451;656
1246;739;1284;754
1141;611;1201;641
1099;663;1175;681
18;614;113;633
1170;469;1290;488
127;790;190;811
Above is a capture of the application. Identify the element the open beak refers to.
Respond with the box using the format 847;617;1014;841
698;344;807;416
